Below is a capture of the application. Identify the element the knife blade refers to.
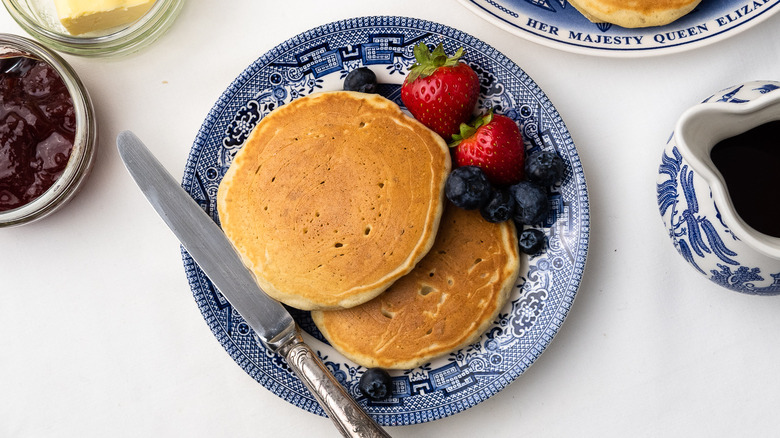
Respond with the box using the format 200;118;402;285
117;131;391;438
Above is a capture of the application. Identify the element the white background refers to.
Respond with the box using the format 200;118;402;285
2;2;780;437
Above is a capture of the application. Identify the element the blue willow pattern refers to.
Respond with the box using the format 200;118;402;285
656;82;780;295
182;16;589;425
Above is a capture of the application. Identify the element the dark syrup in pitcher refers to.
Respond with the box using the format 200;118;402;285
710;120;780;238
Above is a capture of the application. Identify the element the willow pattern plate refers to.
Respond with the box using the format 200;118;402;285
182;16;589;426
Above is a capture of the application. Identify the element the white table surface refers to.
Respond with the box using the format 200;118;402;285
3;2;780;437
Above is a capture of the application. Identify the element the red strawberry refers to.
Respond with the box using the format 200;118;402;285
451;111;525;186
401;42;480;140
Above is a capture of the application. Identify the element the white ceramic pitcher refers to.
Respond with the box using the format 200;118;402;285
657;80;780;295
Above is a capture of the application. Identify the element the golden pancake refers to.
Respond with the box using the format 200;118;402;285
311;205;521;369
568;0;701;28
217;91;451;310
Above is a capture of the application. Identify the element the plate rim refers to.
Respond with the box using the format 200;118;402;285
181;14;590;425
458;0;780;57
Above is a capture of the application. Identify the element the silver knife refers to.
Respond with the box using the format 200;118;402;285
117;130;391;438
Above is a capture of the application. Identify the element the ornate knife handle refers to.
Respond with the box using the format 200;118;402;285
277;334;392;438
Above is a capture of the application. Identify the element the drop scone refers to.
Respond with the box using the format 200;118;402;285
217;91;451;310
311;205;521;369
568;0;701;28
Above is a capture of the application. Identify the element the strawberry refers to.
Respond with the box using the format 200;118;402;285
401;42;480;140
450;111;525;186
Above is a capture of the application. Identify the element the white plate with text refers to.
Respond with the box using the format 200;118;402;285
459;0;780;56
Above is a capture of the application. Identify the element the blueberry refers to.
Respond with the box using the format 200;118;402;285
480;188;515;223
344;67;377;93
445;166;492;210
525;150;565;186
358;368;393;400
508;181;549;225
518;228;546;255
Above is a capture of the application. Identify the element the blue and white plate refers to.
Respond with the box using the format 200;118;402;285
459;0;780;56
182;16;589;426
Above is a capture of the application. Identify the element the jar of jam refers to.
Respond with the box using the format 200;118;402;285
0;33;96;227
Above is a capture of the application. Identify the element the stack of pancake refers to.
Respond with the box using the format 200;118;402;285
218;91;521;369
568;0;702;28
312;205;520;369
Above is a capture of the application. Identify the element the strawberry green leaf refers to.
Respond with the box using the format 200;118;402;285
449;123;474;147
445;47;465;67
448;110;494;147
407;42;467;82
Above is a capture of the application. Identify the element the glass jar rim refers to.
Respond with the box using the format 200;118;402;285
2;0;184;57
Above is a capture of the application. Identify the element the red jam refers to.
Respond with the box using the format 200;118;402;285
0;54;75;212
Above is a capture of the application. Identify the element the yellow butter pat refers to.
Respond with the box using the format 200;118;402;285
53;0;156;35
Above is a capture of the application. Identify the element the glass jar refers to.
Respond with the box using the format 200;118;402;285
2;0;184;57
0;33;97;227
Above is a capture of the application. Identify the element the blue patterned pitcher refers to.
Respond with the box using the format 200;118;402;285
657;80;780;295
